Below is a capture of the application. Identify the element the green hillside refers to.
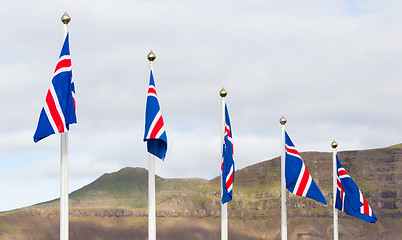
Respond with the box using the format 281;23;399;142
0;143;401;239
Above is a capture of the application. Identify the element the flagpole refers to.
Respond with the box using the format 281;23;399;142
280;116;287;240
332;140;338;240
60;133;68;240
148;154;156;240
147;51;157;240
220;88;228;240
60;12;71;240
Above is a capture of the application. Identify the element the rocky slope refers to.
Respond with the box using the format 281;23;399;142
0;144;400;239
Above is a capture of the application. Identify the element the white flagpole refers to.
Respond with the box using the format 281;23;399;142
147;52;156;240
60;133;69;240
60;12;71;240
148;154;156;240
220;88;228;240
280;116;287;240
332;140;338;240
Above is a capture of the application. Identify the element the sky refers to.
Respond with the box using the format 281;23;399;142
0;0;401;212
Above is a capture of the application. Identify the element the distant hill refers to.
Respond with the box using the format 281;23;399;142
0;144;401;239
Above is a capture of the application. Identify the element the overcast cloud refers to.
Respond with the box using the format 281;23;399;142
0;0;401;211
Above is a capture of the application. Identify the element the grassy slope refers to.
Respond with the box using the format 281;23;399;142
0;143;401;239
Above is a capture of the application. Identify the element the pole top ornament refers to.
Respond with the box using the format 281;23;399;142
279;116;287;125
219;88;227;98
61;12;71;25
331;140;338;149
147;51;156;62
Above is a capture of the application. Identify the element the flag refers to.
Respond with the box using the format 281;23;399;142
335;155;377;223
221;103;235;204
285;131;327;204
34;33;76;143
144;70;167;160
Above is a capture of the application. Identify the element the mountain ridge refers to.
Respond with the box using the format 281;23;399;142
0;143;401;239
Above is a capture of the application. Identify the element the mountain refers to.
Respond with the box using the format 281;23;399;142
0;144;401;239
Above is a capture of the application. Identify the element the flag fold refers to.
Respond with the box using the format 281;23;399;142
221;103;235;204
34;33;76;142
335;155;377;223
285;132;327;204
144;70;167;160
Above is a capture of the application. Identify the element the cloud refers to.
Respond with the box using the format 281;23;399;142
0;0;401;211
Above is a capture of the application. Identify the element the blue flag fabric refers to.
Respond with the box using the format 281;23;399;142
335;155;377;223
285;132;327;205
34;33;76;142
143;70;167;160
221;103;235;204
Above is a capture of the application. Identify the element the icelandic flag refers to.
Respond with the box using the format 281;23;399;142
144;70;167;160
221;103;235;204
34;33;76;143
285;132;327;204
335;155;377;223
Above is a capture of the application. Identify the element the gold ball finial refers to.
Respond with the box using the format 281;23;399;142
147;50;156;62
331;140;338;149
61;12;71;25
219;88;227;98
279;116;287;125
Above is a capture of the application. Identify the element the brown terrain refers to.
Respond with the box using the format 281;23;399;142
0;144;401;239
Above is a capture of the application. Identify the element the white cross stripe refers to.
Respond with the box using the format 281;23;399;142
155;122;165;138
224;124;231;136
341;191;345;212
146;110;165;139
359;190;373;216
59;55;71;61
43;99;59;134
285;145;302;159
44;86;67;134
338;168;350;179
292;163;312;197
53;56;71;76
293;164;305;195
226;165;234;192
50;86;66;129
54;66;72;77
227;183;233;193
359;190;364;214
336;175;346;212
302;176;312;197
147;86;157;98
